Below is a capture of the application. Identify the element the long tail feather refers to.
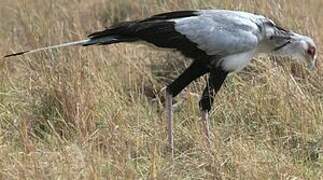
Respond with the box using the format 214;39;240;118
4;39;90;58
3;36;119;58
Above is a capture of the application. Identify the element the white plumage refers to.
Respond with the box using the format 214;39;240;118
174;10;260;57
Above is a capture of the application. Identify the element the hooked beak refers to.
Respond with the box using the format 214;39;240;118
306;55;317;71
307;59;316;70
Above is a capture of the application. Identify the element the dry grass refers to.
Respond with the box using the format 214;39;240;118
0;0;323;179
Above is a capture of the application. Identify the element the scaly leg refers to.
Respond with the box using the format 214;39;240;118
166;90;174;157
201;110;210;141
199;68;228;144
165;62;209;157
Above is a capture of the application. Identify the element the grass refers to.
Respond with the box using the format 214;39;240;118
0;0;322;179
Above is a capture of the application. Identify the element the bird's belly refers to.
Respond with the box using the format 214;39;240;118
219;51;255;72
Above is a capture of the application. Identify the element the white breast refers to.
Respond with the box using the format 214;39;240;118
219;50;256;72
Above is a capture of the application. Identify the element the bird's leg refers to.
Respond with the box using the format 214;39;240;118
201;110;211;145
199;68;228;144
199;85;213;144
165;62;208;157
166;90;174;157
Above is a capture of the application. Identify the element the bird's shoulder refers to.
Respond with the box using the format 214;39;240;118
171;10;264;56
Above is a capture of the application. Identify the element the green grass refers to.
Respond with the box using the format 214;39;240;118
0;0;322;179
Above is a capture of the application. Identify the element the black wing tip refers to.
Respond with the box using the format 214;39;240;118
3;51;28;58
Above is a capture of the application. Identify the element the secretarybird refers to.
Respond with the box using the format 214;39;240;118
4;10;317;156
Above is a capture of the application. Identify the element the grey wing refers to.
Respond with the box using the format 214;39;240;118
173;13;261;56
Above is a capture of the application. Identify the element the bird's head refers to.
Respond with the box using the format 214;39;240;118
272;32;317;70
273;33;317;70
261;19;317;70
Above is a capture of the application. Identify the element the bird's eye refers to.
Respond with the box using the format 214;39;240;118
307;46;316;58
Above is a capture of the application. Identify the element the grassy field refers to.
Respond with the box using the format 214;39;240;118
0;0;322;179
